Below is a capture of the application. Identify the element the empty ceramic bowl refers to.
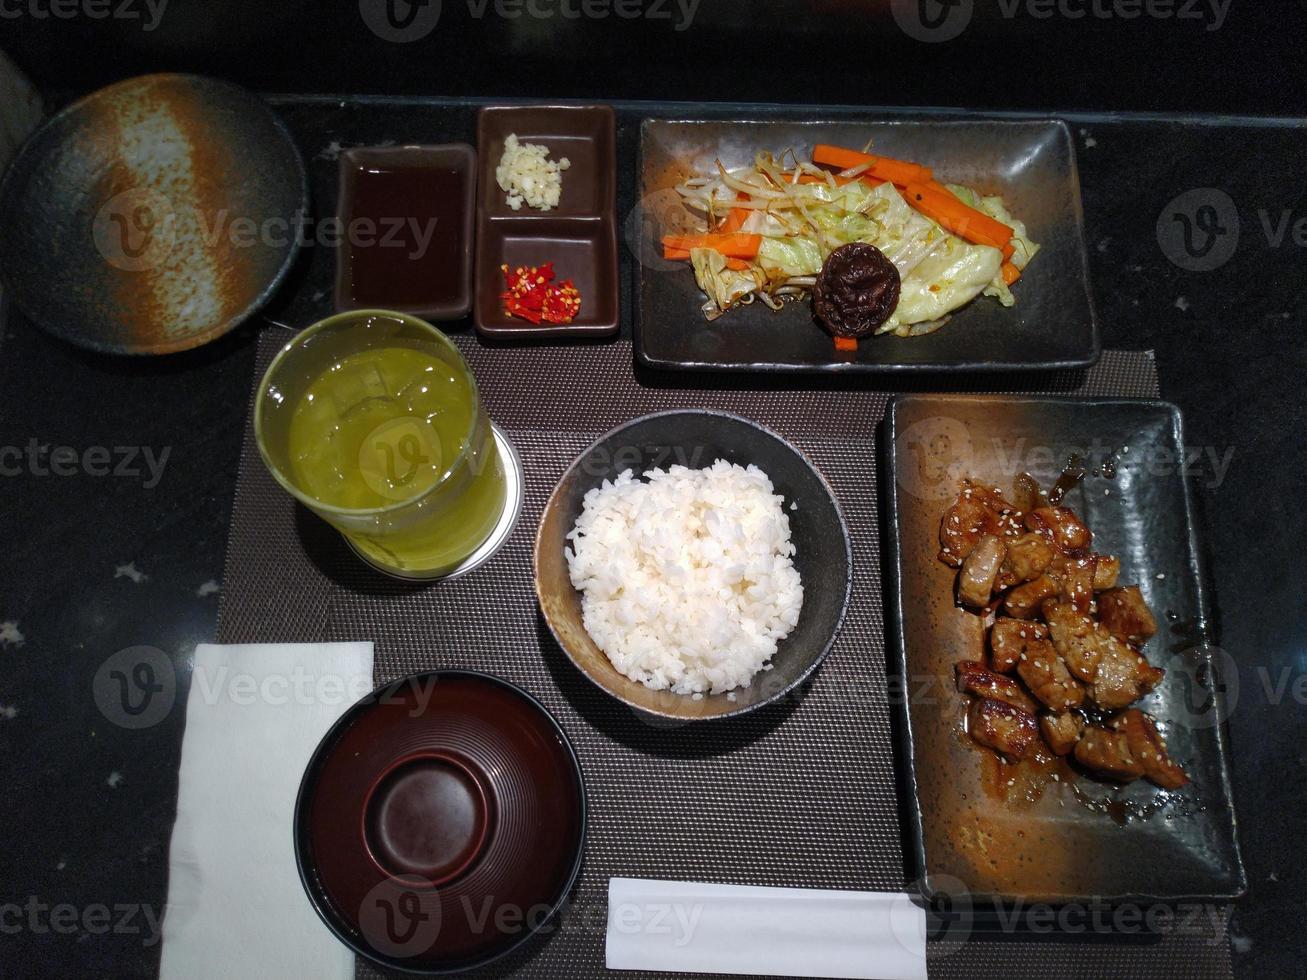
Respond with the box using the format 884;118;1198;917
0;73;306;354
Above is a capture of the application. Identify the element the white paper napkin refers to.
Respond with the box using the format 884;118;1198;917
606;877;928;980
160;642;375;980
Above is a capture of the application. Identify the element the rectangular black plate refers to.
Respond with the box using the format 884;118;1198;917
636;118;1099;374
883;395;1245;904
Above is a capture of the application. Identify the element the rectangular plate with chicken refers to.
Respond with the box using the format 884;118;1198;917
635;117;1099;374
883;395;1245;905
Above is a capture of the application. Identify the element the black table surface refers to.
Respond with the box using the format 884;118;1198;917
1;97;1303;978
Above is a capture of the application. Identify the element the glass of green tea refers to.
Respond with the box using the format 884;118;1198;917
255;310;509;579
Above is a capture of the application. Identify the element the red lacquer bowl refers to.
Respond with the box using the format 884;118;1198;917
294;671;586;973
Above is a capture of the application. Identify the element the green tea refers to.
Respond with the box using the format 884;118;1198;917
287;345;506;575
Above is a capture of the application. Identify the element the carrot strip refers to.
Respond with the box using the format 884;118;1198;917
718;192;751;233
902;181;1015;253
719;208;749;233
661;233;761;259
812;144;932;186
661;248;754;270
833;336;859;352
1001;261;1022;286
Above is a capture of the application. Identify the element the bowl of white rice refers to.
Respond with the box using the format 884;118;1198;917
535;410;852;721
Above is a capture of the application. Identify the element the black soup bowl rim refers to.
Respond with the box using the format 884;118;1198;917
535;407;853;722
292;668;588;975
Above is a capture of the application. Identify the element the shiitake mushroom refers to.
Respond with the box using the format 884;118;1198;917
812;242;901;338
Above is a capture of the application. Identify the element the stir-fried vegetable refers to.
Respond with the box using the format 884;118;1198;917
810;144;933;187
662;233;762;260
660;144;1040;338
901;180;1016;257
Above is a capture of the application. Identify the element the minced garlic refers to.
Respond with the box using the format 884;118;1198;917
495;133;570;211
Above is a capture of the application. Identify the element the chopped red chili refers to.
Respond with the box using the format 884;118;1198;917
500;262;582;325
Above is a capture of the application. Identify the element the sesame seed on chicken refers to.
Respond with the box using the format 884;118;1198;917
940;474;1186;792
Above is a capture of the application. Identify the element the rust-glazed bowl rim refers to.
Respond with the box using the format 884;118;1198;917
0;72;308;356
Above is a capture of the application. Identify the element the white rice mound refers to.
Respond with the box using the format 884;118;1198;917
564;460;804;696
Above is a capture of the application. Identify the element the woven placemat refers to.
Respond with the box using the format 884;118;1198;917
216;334;1231;980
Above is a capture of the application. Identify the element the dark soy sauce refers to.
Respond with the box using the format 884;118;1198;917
344;164;467;310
